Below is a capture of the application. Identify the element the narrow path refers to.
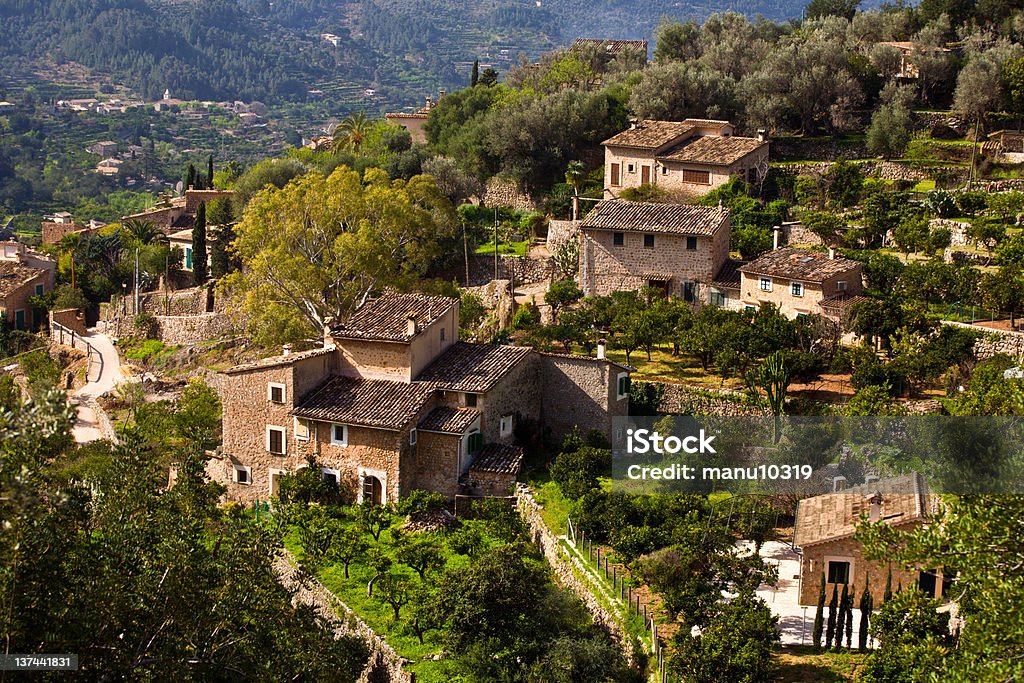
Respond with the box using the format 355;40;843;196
71;330;122;443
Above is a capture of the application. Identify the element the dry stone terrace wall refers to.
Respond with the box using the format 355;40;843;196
482;177;538;211
943;320;1024;358
657;383;770;416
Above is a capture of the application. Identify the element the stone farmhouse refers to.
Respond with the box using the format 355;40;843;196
0;241;55;330
122;189;234;233
41;212;106;245
384;90;445;145
794;473;947;606
876;41;953;80
578;199;732;301
211;292;630;504
602;119;769;199
735;247;865;320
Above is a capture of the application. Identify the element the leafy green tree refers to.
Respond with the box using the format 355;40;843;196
982;265;1024;327
525;635;632;683
355;500;392;541
836;583;849;649
478;67;499;86
550;446;611;499
805;0;861;19
396;537;444;579
192;201;208;285
330;527;369;579
654;18;702;62
545;280;583;322
374;572;411;620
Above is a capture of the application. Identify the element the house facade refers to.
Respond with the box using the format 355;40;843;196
122;189;235;233
736;248;865;319
602;119;769;199
0;241;55;330
212;292;629;504
384;90;445;145
794;474;945;606
578;199;731;301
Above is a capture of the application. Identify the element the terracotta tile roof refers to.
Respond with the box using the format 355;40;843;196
223;346;336;374
416;342;532;392
712;259;747;289
418;406;480;434
570;38;648;55
331;292;457;343
739;248;862;282
580;200;729;237
794;474;930;548
658;135;767;166
469;443;524;476
291;375;433;430
602;120;695;149
0;262;46;299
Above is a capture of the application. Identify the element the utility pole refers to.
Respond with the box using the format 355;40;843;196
462;221;470;287
968;115;979;190
493;208;499;282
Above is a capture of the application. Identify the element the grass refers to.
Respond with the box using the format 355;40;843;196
532;478;573;533
772;645;869;682
599;345;743;389
474;239;529;257
121;339;177;365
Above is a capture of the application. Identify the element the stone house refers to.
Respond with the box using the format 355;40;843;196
876;41;952;80
0;241;55;330
794;474;945;606
211;292;630;504
736;248;865;320
122;189;234;233
602;119;769;199
578;199;731;301
87;140;119;158
385;90;444;145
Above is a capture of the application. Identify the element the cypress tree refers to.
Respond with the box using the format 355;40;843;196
883;566;893;603
836;584;848;648
207;154;214;188
845;587;854;649
825;585;838;649
186;163;196;190
812;572;826;649
192;202;208;285
471;59;479;87
858;580;872;650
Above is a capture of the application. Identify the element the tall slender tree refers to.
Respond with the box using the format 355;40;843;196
192;202;208;286
844;585;854;649
471;59;480;87
185;163;197;190
884;566;893;603
207;155;214;188
836;583;848;648
812;573;826;649
825;585;838;649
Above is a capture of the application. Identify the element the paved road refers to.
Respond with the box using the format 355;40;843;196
70;330;122;443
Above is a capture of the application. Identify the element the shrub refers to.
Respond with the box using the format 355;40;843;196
550;446;611;499
133;313;159;339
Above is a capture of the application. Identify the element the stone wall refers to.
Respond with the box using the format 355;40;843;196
547;219;578;253
99;311;237;344
931;219;971;247
912;111;967;134
273;552;413;683
515;485;637;667
779;221;823;247
773;160;967;185
466;254;551;287
482;177;537;211
539;353;626;440
657;383;770;416
770;138;869;162
50;308;87;335
943;320;1024;358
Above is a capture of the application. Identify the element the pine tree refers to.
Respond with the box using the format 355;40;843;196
812;573;826;649
192;202;208;285
825;585;838;649
207;154;214;188
836;584;848;648
883;566;893;603
858;580;872;650
471;59;479;87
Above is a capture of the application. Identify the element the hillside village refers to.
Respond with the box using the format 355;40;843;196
4;3;1024;683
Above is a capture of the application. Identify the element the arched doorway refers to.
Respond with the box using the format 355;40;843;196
362;475;383;505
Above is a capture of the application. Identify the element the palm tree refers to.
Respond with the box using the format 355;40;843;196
333;111;369;154
58;232;82;289
122;218;167;247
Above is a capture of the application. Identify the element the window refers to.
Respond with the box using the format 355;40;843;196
34;284;43;296
14;310;25;330
331;423;348;447
467;430;484;453
837;280;848;291
294;417;310;441
617;373;630;400
643;234;655;248
759;277;772;292
682;169;711;185
791;282;803;297
266;426;286;455
745;304;757;313
185;247;193;270
409;428;418;445
827;560;851;584
613;232;624;246
661;165;668;175
610;163;620;186
464;392;478;407
710;289;728;307
233;465;251;485
627;163;636;173
500;414;513;437
322;468;340;487
682;281;696;302
686;236;698;251
440;327;446;342
267;382;286;403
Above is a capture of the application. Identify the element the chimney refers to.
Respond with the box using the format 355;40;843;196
773;226;781;250
832;475;847;492
868;492;883;522
757;129;766;143
406;314;418;336
828;248;836;260
323;322;333;349
438;89;446;99
597;338;607;360
425;96;433;109
282;344;292;357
